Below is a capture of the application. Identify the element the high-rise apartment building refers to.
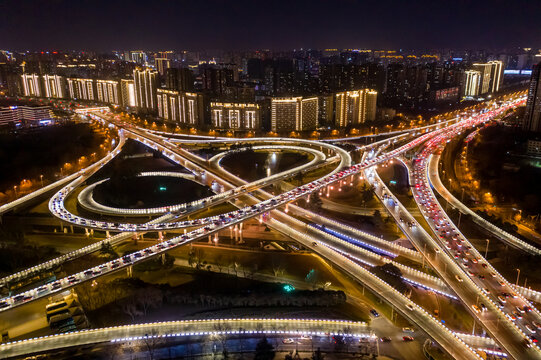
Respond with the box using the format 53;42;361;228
121;79;136;107
154;58;171;76
523;63;541;133
271;97;318;132
201;67;234;96
21;74;42;97
488;60;504;93
127;51;147;65
335;89;377;127
210;102;260;130
96;80;121;105
471;61;503;95
156;89;204;126
133;69;158;111
67;78;95;101
472;63;492;94
42;75;65;99
166;68;194;91
463;70;481;97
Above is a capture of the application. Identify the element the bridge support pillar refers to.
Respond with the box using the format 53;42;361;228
127;265;133;277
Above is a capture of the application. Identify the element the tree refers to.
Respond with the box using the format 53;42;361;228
308;192;323;212
140;330;165;360
312;347;324;360
254;337;275;360
295;171;304;185
271;258;285;277
188;248;206;270
213;322;231;358
99;242;118;258
370;263;408;293
121;299;143;322
372;209;382;222
137;287;162;316
360;183;373;205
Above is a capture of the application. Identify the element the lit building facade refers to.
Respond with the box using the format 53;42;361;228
133;69;158;111
271;97;318;132
67;78;96;101
42;75;65;99
463;70;481;97
96;80;121;105
156;89;204;126
121;79;136;107
472;63;492;94
154;58;171;76
471;61;503;95
21;74;42;97
210;102;260;130
488;60;504;93
0;105;53;126
335;89;377;127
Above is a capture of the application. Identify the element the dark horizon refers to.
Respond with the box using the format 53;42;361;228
1;0;540;52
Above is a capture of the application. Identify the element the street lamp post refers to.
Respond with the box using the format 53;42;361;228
40;174;44;187
484;239;489;258
516;268;521;286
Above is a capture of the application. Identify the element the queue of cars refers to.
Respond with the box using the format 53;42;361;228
410;106;541;346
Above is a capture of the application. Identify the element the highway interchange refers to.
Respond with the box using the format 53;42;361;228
0;93;538;359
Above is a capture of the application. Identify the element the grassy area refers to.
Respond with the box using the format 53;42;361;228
93;176;213;209
222;150;312;182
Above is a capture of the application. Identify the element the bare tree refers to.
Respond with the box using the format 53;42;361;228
122;299;143;322
138;287;162;316
140;330;165;360
271;258;285;278
213;321;232;358
214;254;224;273
342;326;352;353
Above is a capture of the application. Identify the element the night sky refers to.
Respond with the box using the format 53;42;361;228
1;0;539;51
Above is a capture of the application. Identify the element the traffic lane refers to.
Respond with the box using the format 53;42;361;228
412;154;541;338
368;166;538;359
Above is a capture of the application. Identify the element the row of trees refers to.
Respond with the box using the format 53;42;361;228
166;288;347;309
